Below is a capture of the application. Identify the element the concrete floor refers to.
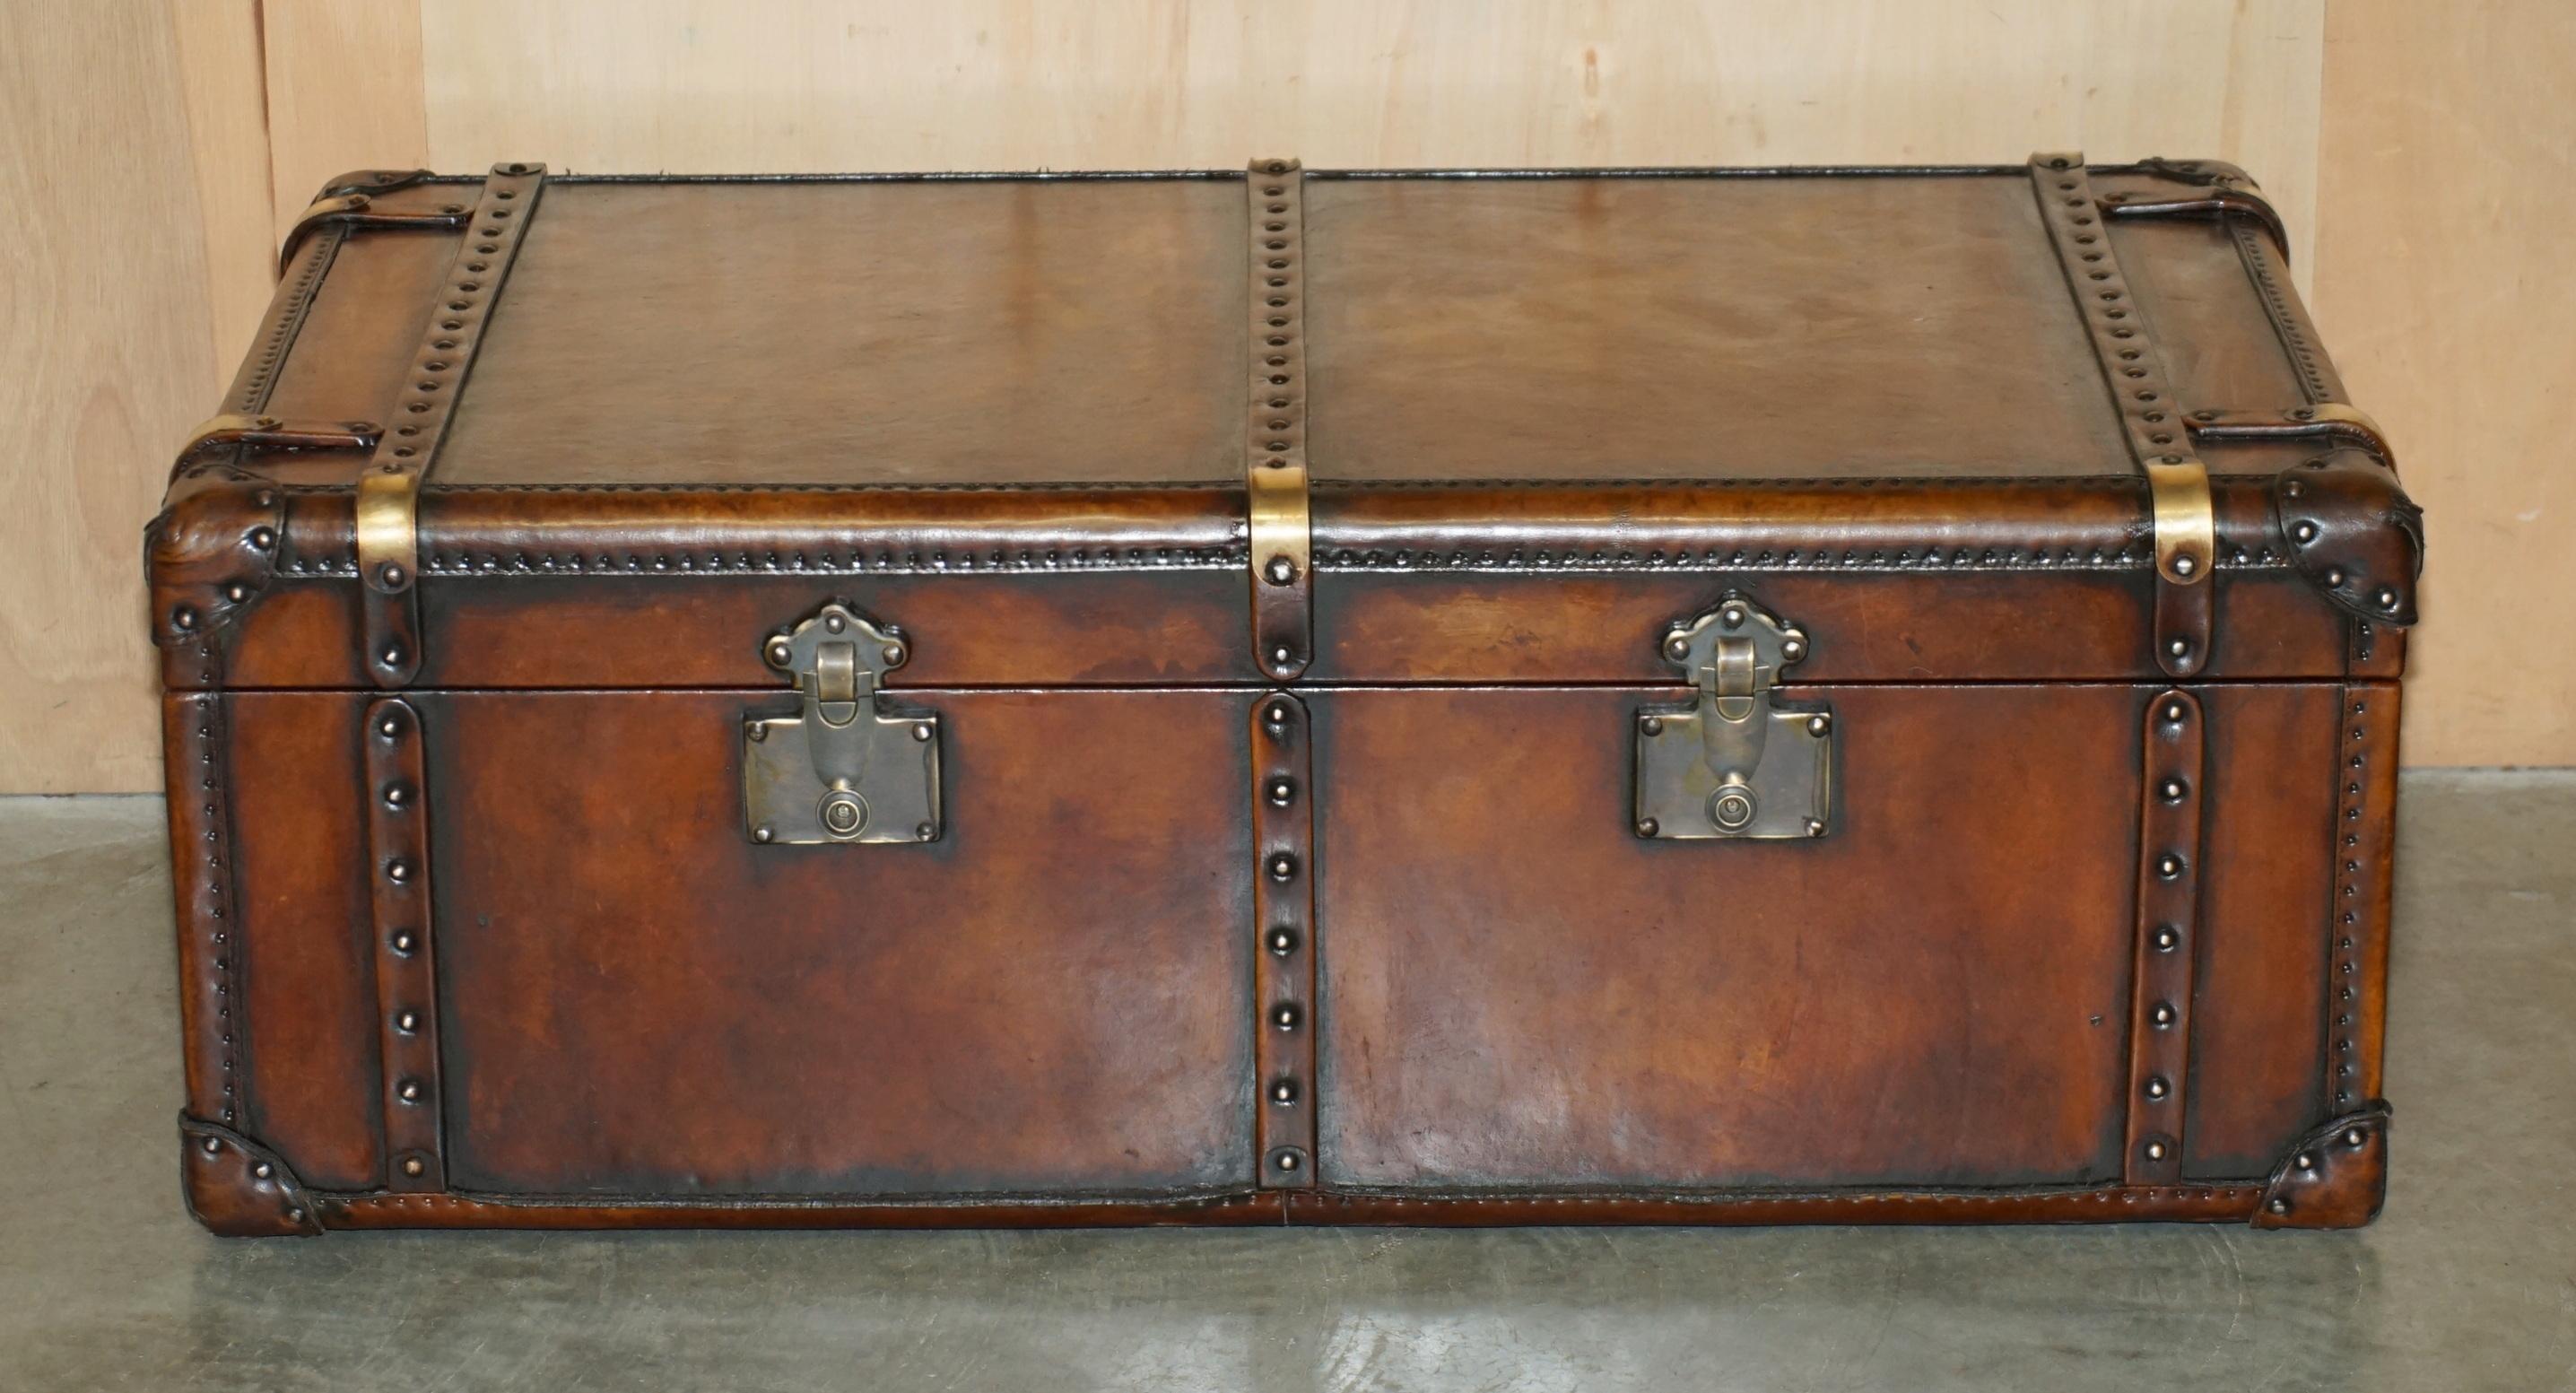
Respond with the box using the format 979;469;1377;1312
2;773;2570;1392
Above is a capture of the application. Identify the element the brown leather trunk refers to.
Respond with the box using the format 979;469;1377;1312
150;158;2417;1235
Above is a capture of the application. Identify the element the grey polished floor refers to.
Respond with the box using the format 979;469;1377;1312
3;772;2570;1392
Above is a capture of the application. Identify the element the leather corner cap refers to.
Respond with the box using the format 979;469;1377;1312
144;470;286;649
179;1116;322;1237
2251;1101;2391;1231
2274;449;2424;626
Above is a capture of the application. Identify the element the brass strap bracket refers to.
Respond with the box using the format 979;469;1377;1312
172;414;382;477
2030;152;2215;678
1246;158;1312;682
357;161;546;688
279;188;472;275
2185;403;2392;460
2097;158;2291;266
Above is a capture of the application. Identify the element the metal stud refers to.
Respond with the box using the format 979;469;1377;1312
2165;637;2190;658
1804;818;1826;838
171;605;199;631
2159;778;2188;803
2162;701;2187;724
252;1162;273;1180
764;638;794;667
386;858;413;884
1272;1004;1301;1031
394;1009;421;1033
752;824;775;844
916;822;936;841
1267;853;1297;882
912;723;933;742
1806;714;1831;737
2292;520;2319;544
2155;853;2185;880
401;1156;427;1178
1636;818;1659;838
2151;1001;2177;1027
2154;925;2182;953
379;640;407;668
247;527;277;551
2267;1197;2290;1215
1265;555;1297;586
1640;716;1663;736
1267;778;1296;806
1780;636;1807;663
377;713;405;739
1271;644;1293;666
2293;1151;2318;1172
382;781;411;809
223;582;251;605
1269;1147;1304;1173
1269;1078;1300;1105
378;562;408;590
396;1078;423;1102
2343;1127;2367;1148
881;642;905;666
1266;927;1298;956
2376;587;2399;610
2143;1075;2171;1101
389;930;416;954
1664;635;1691;661
2143;1139;2168;1162
201;1136;222;1156
2170;553;2197;579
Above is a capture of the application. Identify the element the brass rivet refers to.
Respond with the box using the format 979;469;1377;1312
2154;926;2182;952
1806;714;1832;737
2293;521;2319;544
1266;927;1297;956
386;859;413;884
382;781;410;809
2143;1140;2168;1161
881;642;905;666
377;714;404;739
2162;701;2188;723
1269;1078;1300;1105
1780;637;1807;663
2376;588;2399;610
396;1079;423;1102
172;605;199;631
389;929;416;953
2342;1127;2367;1148
223;582;251;604
753;824;775;844
395;1009;421;1032
2293;1151;2318;1172
1805;818;1827;838
2165;637;2190;658
2155;854;2185;881
378;562;408;590
401;1156;427;1178
247;527;277;551
823;613;847;633
912;723;933;742
1267;853;1297;882
916;822;936;841
2170;553;2197;578
1265;701;1292;728
1270;644;1294;666
764;638;794;667
1270;1147;1303;1173
1267;778;1295;806
1640;716;1663;736
1636;818;1659;838
747;724;768;742
2144;1076;2171;1101
1265;555;1298;586
201;1137;222;1156
252;1162;273;1180
2159;778;2188;803
379;640;406;668
2151;1001;2177;1027
1272;1004;1301;1031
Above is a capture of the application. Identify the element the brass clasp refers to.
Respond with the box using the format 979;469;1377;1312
743;602;943;845
1633;594;1835;840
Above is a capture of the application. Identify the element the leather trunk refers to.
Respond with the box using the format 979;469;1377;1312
148;158;2419;1235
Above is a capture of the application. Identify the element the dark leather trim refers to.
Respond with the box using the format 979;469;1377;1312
2274;449;2424;625
2251;1102;2390;1230
145;471;286;649
180;1116;323;1238
290;1180;2282;1232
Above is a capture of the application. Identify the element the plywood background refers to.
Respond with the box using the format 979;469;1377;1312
2;0;2561;789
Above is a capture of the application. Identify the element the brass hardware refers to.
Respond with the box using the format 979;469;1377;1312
1633;594;1834;840
743;602;942;846
1245;159;1311;681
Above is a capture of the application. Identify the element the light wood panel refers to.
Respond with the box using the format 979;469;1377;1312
0;0;255;793
8;0;2567;787
2312;2;2576;767
411;0;2322;279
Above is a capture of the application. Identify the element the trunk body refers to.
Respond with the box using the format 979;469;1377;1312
151;160;2415;1234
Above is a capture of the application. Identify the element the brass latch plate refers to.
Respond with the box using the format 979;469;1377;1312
1634;595;1834;840
744;602;942;846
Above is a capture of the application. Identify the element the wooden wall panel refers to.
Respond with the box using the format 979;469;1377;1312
6;0;2567;787
413;0;2323;278
2312;1;2576;767
0;0;261;793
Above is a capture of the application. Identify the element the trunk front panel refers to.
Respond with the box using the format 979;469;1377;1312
417;688;1255;1196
